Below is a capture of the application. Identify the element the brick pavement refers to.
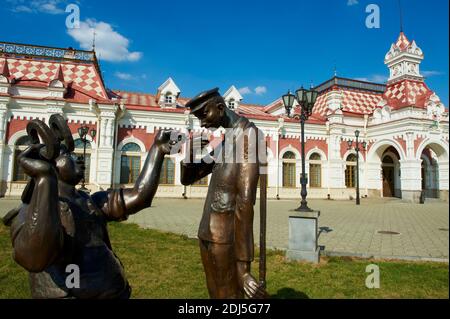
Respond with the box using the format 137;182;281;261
1;197;448;261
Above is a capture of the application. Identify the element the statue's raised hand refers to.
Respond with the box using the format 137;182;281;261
18;144;56;179
155;129;185;155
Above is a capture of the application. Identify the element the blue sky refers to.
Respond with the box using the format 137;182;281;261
1;0;448;106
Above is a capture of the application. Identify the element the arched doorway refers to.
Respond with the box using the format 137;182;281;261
366;139;405;199
421;147;440;199
381;147;401;198
416;140;449;201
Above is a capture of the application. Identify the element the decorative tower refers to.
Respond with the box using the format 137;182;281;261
384;32;424;84
382;32;433;110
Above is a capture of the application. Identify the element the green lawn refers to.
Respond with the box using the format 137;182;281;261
0;222;448;299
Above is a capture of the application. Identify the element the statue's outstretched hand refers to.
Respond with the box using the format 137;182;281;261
18;144;55;178
155;129;185;155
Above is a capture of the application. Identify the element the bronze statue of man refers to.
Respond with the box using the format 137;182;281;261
181;88;267;299
4;114;177;299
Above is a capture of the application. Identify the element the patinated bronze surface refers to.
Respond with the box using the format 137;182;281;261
182;88;268;299
3;114;176;299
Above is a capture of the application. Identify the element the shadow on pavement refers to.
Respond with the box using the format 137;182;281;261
318;226;333;238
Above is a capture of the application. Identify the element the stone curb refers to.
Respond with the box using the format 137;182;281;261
321;250;449;263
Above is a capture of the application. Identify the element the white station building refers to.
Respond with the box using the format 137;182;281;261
0;32;448;203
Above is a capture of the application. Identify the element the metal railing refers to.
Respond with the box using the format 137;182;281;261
0;42;95;63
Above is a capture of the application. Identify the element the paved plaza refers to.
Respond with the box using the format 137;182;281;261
1;197;448;261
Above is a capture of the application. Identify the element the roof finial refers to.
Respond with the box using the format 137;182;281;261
53;64;65;83
398;0;404;33
333;60;337;77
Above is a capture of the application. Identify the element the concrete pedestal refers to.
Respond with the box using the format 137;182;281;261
286;210;320;264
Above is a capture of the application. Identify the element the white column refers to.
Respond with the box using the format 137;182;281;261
0;103;9;194
366;162;382;195
399;159;423;203
96;113;116;189
327;133;345;190
270;133;279;189
439;160;449;201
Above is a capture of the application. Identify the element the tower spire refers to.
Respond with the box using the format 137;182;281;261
398;0;404;32
92;28;96;52
333;60;337;77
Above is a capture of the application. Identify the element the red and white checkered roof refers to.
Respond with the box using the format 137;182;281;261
314;88;383;118
383;79;432;109
265;87;383;120
2;40;440;120
0;57;107;99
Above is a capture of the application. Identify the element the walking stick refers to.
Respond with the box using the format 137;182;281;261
259;138;268;295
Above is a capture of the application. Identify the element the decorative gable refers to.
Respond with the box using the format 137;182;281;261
426;93;446;121
157;77;180;108
48;64;67;98
223;85;243;111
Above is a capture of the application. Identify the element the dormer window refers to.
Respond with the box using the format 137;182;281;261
157;77;181;108
223;86;243;112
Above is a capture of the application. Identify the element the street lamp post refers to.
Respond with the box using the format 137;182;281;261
77;125;97;193
347;130;366;205
282;87;319;212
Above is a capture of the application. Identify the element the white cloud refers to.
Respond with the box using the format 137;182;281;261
8;0;66;14
347;0;359;6
12;5;33;13
422;70;444;77
39;1;65;14
254;86;267;95
239;87;252;95
355;74;388;83
239;86;267;96
115;72;133;80
68;19;143;62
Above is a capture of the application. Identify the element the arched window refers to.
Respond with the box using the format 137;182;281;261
120;143;142;184
73;138;92;183
345;154;357;188
309;153;322;188
159;157;175;185
13;136;32;182
228;99;235;110
165;92;174;105
282;151;296;188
